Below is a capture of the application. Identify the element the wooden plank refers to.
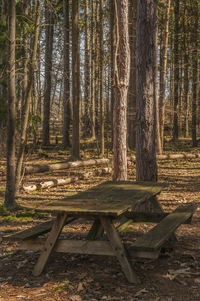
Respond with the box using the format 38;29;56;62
19;238;160;259
33;212;68;276
132;205;195;252
2;217;75;241
100;217;139;284
123;212;192;224
20;238;114;256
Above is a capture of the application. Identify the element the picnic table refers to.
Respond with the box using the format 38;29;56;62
2;181;196;284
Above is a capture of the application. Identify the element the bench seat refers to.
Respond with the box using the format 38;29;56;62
2;217;75;241
129;204;197;258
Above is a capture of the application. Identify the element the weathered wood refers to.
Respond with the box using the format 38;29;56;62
25;158;111;175
33;212;68;276
21;181;163;217
100;217;139;284
23;177;78;192
86;219;104;240
20;238;114;256
19;238;160;259
2;217;75;241
124;211;192;224
131;205;197;253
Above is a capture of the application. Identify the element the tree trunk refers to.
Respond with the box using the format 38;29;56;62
154;3;162;154
173;0;179;140
113;0;130;181
99;0;104;156
42;2;54;146
63;0;71;148
192;1;198;147
109;0;115;149
127;0;136;150
136;0;158;182
159;0;171;150
72;0;80;160
5;0;16;208
90;0;96;140
183;4;189;138
82;0;90;137
15;0;41;193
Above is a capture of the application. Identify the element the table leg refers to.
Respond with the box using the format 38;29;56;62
100;217;139;284
33;212;68;276
86;219;104;240
151;196;177;242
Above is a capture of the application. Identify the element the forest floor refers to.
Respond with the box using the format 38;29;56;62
0;145;200;300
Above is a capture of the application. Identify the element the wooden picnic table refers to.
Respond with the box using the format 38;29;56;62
2;181;196;284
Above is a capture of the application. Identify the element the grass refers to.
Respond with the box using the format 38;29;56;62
0;202;47;221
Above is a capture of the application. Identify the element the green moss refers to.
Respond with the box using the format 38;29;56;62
54;279;70;291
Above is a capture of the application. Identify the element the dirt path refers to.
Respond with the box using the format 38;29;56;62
0;158;200;300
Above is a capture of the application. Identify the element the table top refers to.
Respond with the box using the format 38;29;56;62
26;181;164;217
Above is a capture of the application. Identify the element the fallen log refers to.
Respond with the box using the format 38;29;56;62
23;168;112;192
24;153;200;176
25;158;111;175
23;177;79;192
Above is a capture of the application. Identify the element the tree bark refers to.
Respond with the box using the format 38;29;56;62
72;0;80;160
90;0;96;140
113;0;130;181
136;0;158;182
5;0;16;208
99;0;104;156
42;2;54;146
159;0;171;151
15;0;41;193
127;0;136;150
82;0;90;137
173;0;179;140
191;1;198;147
63;0;71;148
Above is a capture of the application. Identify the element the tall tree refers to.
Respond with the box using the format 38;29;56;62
127;0;137;150
82;0;90;137
113;0;130;181
191;0;198;147
159;0;171;151
72;0;80;160
15;0;41;193
42;1;54;146
136;0;158;181
173;0;179;140
90;0;96;140
99;0;104;156
5;0;16;208
63;0;71;148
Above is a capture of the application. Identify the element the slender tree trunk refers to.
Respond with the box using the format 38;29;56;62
99;0;104;156
127;0;137;150
82;0;90;137
21;0;29;128
192;1;198;147
113;0;130;181
90;0;96;140
159;0;171;150
42;2;54;146
183;4;189;138
72;0;80;160
110;0;114;148
15;0;41;193
154;3;162;154
5;0;16;208
173;0;179;140
63;0;71;148
136;0;158;182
